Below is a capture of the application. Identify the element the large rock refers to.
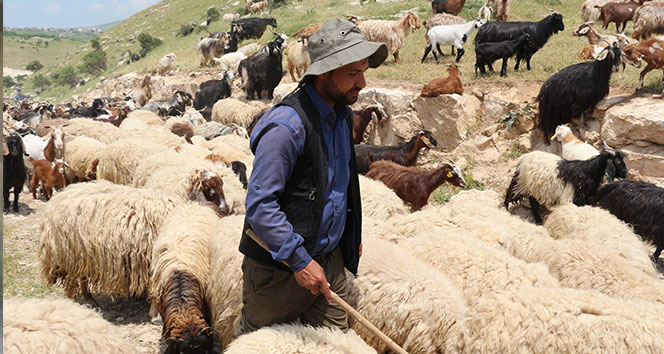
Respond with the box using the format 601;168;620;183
411;94;469;150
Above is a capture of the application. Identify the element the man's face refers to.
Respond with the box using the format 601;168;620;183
319;58;369;106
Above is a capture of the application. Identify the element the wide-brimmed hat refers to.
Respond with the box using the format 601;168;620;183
302;19;388;78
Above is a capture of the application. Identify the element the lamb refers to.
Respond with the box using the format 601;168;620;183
358;175;409;220
286;37;311;81
503;150;613;224
366;160;466;211
421;63;464;96
346;237;467;353
550;124;599;160
63;136;105;182
597;180;664;262
478;1;493;21
494;0;512;20
358;12;421;64
198;35;230;67
28;157;66;200
238;39;284;100
3;297;133;354
211;98;266;128
421;19;485;63
355;130;437;174
150;203;220;354
631;1;664;39
213;52;247;71
622;37;664;97
475;12;565;71
156;52;177;75
536;44;622;139
474;33;532;77
445;287;664;353
225;324;377;353
431;0;466;15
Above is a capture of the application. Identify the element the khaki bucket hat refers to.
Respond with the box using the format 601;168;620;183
302;19;388;78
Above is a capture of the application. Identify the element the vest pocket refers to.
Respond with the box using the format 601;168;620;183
284;200;314;237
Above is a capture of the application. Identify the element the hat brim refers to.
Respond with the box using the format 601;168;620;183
302;41;388;78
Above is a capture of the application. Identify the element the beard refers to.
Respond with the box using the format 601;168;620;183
323;76;362;106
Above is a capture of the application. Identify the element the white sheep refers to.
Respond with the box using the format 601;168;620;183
181;107;206;126
225;324;377;353
39;180;182;299
63;136;105;182
199;133;252;164
121;109;164;128
445;287;664;353
96;138;170;185
156;52;176;75
62;117;122;144
544;204;659;278
3;297;134;354
347;237;467;353
358;12;421;64
237;43;261;57
213;51;247;71
173;142;213;159
550;124;599;160
211;98;267;129
150;202;221;352
194;121;248;140
286;37;311;81
358;175;408;220
421;19;486;63
223;13;241;22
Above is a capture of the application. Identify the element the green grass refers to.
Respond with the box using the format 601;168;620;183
431;157;486;204
12;0;663;102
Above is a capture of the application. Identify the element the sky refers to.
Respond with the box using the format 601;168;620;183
3;0;163;29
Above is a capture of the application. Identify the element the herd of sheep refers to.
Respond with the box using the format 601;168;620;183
3;0;664;353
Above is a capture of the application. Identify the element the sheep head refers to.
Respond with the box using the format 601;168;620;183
550;124;572;142
189;169;230;216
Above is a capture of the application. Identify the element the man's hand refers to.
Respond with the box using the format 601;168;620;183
294;259;331;302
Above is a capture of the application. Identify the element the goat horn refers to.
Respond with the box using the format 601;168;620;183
545;7;554;12
602;140;616;151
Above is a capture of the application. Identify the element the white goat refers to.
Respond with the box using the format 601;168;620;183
286;37;311;81
421;19;485;63
478;1;493;22
156;53;177;75
214;52;247;71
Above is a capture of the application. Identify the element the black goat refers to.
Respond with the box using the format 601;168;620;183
475;12;565;71
536;44;621;140
604;148;628;183
238;38;284;100
475;33;532;77
70;98;108;118
354;130;438;174
194;71;234;113
231;17;278;40
144;91;193;117
230;161;248;189
597;180;664;262
4;133;27;213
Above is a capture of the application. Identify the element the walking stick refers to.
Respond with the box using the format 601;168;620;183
245;229;409;354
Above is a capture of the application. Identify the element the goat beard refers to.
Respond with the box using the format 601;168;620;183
322;76;362;106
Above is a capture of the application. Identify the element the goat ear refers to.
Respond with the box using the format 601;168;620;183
597;48;609;61
578;27;589;35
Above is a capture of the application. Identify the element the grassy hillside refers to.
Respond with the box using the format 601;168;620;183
17;0;664;102
3;36;86;69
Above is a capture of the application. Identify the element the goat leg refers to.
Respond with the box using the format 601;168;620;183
4;188;10;213
421;45;433;63
514;57;521;71
450;45;455;56
455;47;465;63
394;51;400;64
528;196;543;225
12;188;20;212
500;57;508;77
487;61;495;73
435;44;443;56
526;56;532;71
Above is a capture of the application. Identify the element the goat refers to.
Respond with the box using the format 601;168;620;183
504;150;613;224
631;1;664;40
366;160;466;211
596;0;642;32
352;105;385;144
478;1;494;21
422;19;485;63
494;0;512;21
198;35;230;67
250;0;267;14
358;12;421;64
354;130;438;174
536;44;622;140
156;53;177;75
572;22;619;46
29;157;66;200
3;132;26;213
144;91;194;117
597;180;664;262
294;23;322;38
287;37;311;82
431;0;466;16
194;71;234;113
622;37;664;97
475;33;532;77
231;17;278;40
475;12;565;71
578;44;606;59
238;37;284;100
126;76;152;107
70;98;107;118
421;63;464;96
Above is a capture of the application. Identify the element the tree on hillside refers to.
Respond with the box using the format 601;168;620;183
207;8;220;22
32;74;51;89
79;37;107;76
137;32;162;57
91;37;102;51
51;66;80;88
26;60;44;71
3;76;16;88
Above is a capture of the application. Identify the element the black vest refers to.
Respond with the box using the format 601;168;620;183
240;87;363;275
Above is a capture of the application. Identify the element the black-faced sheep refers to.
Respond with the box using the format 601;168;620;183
354;130;437;174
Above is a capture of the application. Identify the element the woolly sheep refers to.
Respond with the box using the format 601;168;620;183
3;297;134;354
237;43;261;56
199;134;252;164
190;135;207;145
193;121;249;140
445;287;664;353
397;229;560;305
123;126;188;147
358;175;408;219
96;138;170;185
544;204;659;278
173;143;213;159
225;324;377;354
211;98;266;129
120;110;164;128
550;124;599;160
205;215;246;348
63;136;105;181
165;115;194;131
347;237;467;353
39;180;182;298
62;117;122;144
181;107;206;126
156;52;177;75
150;202;221;353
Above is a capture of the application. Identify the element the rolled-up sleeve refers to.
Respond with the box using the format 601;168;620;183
245;106;312;272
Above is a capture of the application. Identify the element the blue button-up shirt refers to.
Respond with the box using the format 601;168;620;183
245;83;351;272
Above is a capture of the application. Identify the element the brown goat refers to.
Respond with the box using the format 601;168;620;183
421;63;463;97
295;23;322;38
170;122;194;144
366;160;466;211
159;270;212;354
355;130;438;174
622;37;664;97
29;157;66;201
352;105;384;144
596;0;643;32
431;0;467;16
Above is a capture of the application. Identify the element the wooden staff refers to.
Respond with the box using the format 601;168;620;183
245;229;409;354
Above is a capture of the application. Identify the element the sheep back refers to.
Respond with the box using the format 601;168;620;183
63;136;106;181
96;138;170;185
512;151;574;209
211;98;265;129
62;118;122;144
358;175;408;219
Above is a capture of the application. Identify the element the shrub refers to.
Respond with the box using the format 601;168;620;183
26;60;44;71
51;66;80;88
207;7;220;22
177;24;196;37
137;32;163;57
90;37;102;51
80;49;107;76
32;74;51;89
3;76;16;88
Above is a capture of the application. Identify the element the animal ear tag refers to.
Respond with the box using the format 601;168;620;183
51;162;56;168
446;172;453;178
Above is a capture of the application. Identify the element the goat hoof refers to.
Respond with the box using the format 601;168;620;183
12;206;19;213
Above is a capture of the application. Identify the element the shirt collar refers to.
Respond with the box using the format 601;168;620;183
304;83;346;122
